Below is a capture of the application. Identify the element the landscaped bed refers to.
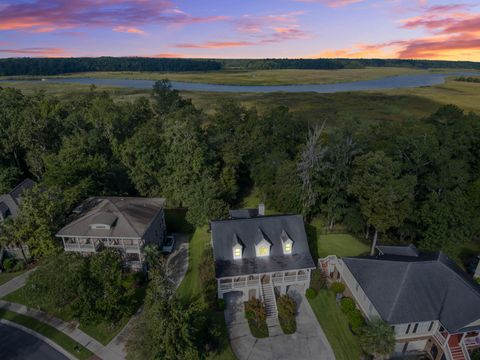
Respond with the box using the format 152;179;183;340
277;294;297;334
244;297;269;338
3;271;146;345
0;309;93;360
307;289;363;360
176;226;236;360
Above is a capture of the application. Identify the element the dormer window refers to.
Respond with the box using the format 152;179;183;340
89;212;117;230
281;229;293;255
232;234;243;260
255;239;271;257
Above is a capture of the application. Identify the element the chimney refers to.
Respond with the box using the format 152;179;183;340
258;203;265;216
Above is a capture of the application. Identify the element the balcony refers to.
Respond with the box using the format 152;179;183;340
64;243;98;252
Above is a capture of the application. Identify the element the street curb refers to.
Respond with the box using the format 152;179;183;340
0;318;77;360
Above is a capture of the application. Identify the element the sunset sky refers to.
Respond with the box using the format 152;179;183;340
0;0;479;60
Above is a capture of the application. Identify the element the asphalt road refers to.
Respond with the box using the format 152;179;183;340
0;323;68;360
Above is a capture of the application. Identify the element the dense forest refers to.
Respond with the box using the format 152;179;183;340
0;81;479;261
0;57;222;76
1;57;479;76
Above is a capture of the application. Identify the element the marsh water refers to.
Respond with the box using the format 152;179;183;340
3;72;479;93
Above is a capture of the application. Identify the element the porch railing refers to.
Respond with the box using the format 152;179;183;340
433;330;447;347
64;243;97;252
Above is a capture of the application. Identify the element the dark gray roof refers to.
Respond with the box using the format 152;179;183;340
211;214;315;278
229;208;259;219
377;244;419;257
343;251;480;332
56;197;165;239
0;179;35;221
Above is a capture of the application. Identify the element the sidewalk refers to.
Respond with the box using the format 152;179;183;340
0;270;125;359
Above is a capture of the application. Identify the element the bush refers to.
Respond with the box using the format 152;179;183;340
330;282;345;294
199;249;217;309
359;319;395;358
277;295;297;334
306;287;318;299
348;309;366;335
340;297;356;314
216;299;226;311
2;258;15;272
471;348;480;360
244;298;268;338
12;260;25;273
310;269;327;291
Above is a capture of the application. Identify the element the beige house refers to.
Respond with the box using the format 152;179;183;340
321;245;480;360
56;197;166;269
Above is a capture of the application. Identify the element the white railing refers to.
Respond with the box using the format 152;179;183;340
219;283;233;290
272;273;308;284
460;341;471;360
434;331;447;347
464;335;480;348
64;243;96;252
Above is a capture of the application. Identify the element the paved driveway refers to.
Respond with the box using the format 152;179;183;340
165;233;189;288
224;287;336;360
0;323;69;360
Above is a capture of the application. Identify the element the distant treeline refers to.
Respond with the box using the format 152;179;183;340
219;58;480;70
1;57;480;76
0;57;222;76
455;76;480;83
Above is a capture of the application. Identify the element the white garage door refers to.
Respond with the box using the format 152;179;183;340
406;340;428;352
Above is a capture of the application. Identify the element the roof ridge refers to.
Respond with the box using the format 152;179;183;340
386;262;412;321
107;198;140;237
211;214;300;223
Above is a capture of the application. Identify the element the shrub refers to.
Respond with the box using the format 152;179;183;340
2;258;15;272
306;287;318;299
330;281;345;294
244;298;268;338
277;294;297;334
199;249;217;309
359;319;395;358
216;299;226;311
348;309;366;335
12;260;25;273
471;348;480;360
340;297;356;314
310;269;327;291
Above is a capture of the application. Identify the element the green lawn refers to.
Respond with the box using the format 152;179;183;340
307;218;370;260
0;270;26;286
176;226;236;360
308;290;363;360
3;275;146;345
0;309;93;360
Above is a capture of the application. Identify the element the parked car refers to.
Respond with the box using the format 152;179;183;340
162;234;176;254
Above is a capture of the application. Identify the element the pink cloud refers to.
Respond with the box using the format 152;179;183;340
0;47;67;57
152;53;184;58
293;0;364;8
176;41;255;49
0;0;228;32
113;26;145;35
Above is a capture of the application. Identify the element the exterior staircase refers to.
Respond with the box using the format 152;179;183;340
447;335;469;360
261;281;278;321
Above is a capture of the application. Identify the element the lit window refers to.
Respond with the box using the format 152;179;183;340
234;247;241;257
233;246;242;259
284;242;292;254
259;246;269;256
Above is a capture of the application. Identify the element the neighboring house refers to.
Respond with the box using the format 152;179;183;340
0;179;35;261
321;245;480;360
211;205;315;319
56;197;166;270
0;178;35;224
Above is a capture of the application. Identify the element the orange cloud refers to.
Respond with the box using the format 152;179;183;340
113;26;145;35
0;47;67;57
153;53;184;58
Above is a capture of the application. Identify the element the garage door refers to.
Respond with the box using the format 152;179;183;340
407;340;428;352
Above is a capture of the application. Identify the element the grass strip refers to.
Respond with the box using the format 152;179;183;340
0;309;94;360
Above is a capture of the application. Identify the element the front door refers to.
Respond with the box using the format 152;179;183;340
261;275;270;284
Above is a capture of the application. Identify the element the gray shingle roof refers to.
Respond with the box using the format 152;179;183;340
343;251;480;332
0;178;35;221
211;214;315;278
56;197;165;239
229;208;259;219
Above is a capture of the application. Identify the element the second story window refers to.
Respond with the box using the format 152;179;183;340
259;245;269;256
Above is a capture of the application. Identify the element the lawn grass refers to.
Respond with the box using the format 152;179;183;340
176;226;236;360
307;218;370;260
308;290;363;360
0;309;93;360
20;67;461;86
3;274;147;345
0;270;26;286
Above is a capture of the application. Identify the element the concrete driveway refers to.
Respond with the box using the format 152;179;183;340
0;323;69;360
224;287;336;360
165;233;189;288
